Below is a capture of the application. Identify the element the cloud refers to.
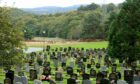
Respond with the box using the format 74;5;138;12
0;0;125;8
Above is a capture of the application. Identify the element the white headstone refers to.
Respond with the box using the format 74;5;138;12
34;79;42;84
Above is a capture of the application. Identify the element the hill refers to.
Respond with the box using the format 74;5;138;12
21;5;81;14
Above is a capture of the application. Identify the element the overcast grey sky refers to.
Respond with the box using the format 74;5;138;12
0;0;125;8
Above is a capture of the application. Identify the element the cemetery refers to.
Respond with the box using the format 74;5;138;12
0;0;140;84
0;44;140;84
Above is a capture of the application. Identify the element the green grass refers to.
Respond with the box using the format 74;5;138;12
50;41;108;49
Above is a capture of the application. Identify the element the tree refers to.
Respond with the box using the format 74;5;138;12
78;3;100;11
108;0;140;64
82;11;102;39
0;7;23;68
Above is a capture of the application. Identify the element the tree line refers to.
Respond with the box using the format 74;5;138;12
10;3;122;40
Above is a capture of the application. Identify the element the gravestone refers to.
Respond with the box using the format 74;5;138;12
70;57;75;68
14;76;21;83
46;45;50;51
82;73;90;80
5;70;14;84
112;64;117;72
34;63;40;74
101;71;108;78
15;82;22;84
96;72;104;84
90;68;96;78
96;63;100;69
67;67;73;75
21;76;28;84
83;57;87;62
55;72;63;81
30;69;37;80
131;62;137;70
15;65;21;74
18;71;24;76
101;66;107;72
109;73;118;83
34;79;42;84
90;59;95;65
124;70;134;84
25;63;30;72
87;64;91;68
67;78;76;84
4;78;11;84
68;47;72;51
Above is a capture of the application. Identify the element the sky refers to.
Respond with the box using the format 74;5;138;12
0;0;125;8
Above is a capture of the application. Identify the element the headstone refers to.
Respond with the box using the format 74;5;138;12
5;70;14;84
55;72;63;81
101;71;108;78
34;79;42;84
83;57;87;62
14;76;21;83
90;59;95;65
15;65;21;74
87;64;91;68
15;82;22;84
131;62;137;70
82;73;90;80
134;81;140;84
96;63;100;69
112;64;117;73
67;67;73;75
21;76;28;84
4;78;11;84
124;70;134;84
70;57;75;68
101;66;107;72
109;73;118;83
67;78;76;84
68;47;72;51
90;68;96;78
82;80;91;84
25;63;30;72
18;71;24;76
96;72;104;84
29;69;37;80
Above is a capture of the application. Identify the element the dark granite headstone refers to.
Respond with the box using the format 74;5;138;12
29;69;37;80
83;58;87;62
96;63;100;69
82;73;90;80
87;64;91;68
5;70;14;84
109;73;117;83
90;68;96;78
124;70;134;84
67;67;73;75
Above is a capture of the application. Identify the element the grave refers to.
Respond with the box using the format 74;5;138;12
67;67;73;75
90;68;96;78
29;69;37;80
124;70;134;84
55;72;63;81
34;79;42;84
109;72;118;83
4;78;11;84
5;70;14;84
96;63;100;69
